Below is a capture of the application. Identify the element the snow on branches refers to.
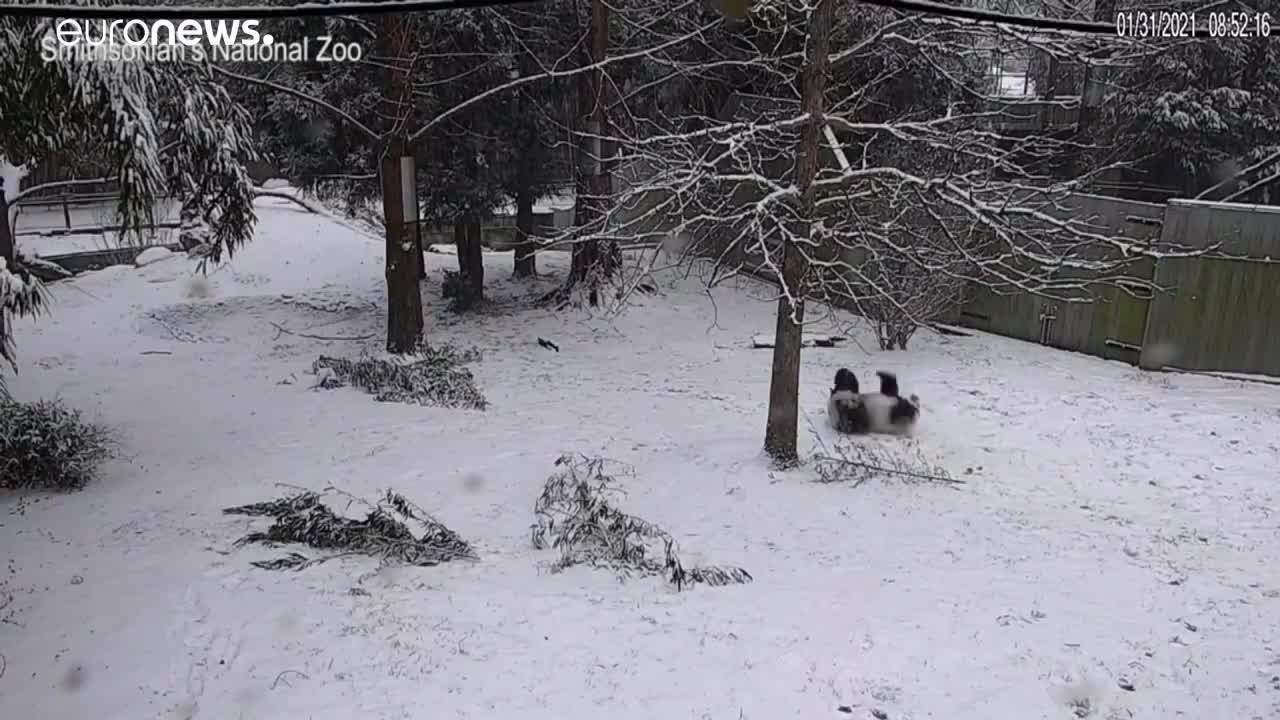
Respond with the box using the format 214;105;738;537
532;453;753;590
534;0;1209;333
0;158;47;390
1;19;258;257
0;16;259;378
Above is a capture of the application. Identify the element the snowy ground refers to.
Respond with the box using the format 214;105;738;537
3;196;1279;720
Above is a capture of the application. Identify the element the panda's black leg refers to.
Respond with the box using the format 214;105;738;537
876;371;899;397
834;410;852;434
889;397;917;425
848;404;871;434
833;397;871;434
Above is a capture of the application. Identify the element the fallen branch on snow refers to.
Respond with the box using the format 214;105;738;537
252;188;326;215
813;447;963;486
270;669;310;690
18;255;74;282
807;415;962;487
143;311;204;343
270;321;374;342
224;487;476;571
311;346;486;410
532;453;752;591
751;333;846;349
0;397;116;491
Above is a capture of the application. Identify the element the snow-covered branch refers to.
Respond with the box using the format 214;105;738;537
12;177;109;204
1;17;260;374
523;0;1211;336
211;65;380;141
407;14;725;143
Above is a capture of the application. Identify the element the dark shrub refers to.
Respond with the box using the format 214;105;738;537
0;398;115;491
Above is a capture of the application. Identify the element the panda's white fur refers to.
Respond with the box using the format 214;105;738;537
860;391;920;436
826;368;921;436
826;389;861;431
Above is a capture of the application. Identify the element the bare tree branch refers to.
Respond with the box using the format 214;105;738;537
211;65;380;141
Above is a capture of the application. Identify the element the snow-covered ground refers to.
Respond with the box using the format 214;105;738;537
3;196;1280;720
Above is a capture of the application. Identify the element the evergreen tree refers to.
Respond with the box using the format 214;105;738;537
1;17;258;392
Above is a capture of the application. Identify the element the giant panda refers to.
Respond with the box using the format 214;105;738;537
827;368;871;434
827;369;921;436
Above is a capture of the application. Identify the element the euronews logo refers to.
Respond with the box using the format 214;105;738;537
40;19;363;63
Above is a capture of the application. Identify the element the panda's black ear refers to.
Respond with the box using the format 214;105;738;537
876;371;899;397
834;368;859;393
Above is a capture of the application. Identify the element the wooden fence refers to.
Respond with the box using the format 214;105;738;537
1137;200;1280;376
959;193;1165;365
676;184;1280;377
958;196;1280;377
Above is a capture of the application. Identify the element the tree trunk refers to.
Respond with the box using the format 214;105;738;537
763;240;809;464
560;0;614;305
762;0;834;466
382;143;425;354
0;194;12;361
513;183;537;277
414;218;426;279
380;14;424;354
466;216;484;301
1073;0;1117;179
453;214;485;310
0;195;12;266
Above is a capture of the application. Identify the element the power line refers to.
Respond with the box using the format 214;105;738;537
0;0;545;19
850;0;1115;34
0;0;1106;31
0;0;1223;37
863;0;1224;36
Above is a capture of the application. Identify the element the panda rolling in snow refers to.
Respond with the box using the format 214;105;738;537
826;368;869;434
827;368;921;436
